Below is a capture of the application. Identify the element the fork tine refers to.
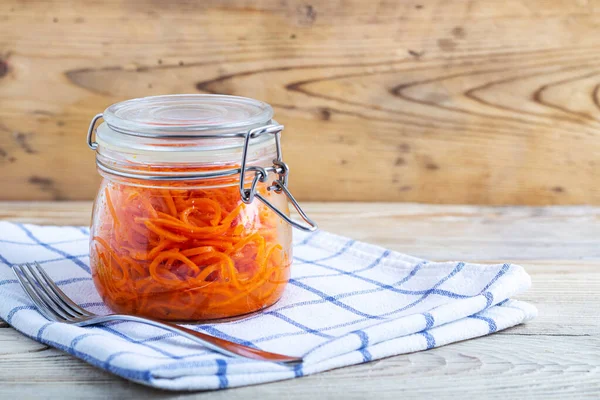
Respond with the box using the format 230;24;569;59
27;264;81;320
20;263;72;321
13;264;61;321
32;262;93;317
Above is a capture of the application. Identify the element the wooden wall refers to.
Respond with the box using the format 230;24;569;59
1;0;600;204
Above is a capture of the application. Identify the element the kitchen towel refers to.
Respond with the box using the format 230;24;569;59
0;221;536;391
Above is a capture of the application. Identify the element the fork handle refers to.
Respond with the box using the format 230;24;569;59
75;314;302;364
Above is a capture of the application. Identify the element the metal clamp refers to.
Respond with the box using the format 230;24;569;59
239;124;283;203
238;124;317;232
87;113;103;150
256;181;318;232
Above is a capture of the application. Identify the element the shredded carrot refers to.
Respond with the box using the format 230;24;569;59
90;176;291;321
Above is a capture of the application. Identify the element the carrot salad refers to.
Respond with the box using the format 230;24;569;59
90;179;291;321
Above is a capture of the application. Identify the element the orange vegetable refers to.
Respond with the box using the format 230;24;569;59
90;177;291;321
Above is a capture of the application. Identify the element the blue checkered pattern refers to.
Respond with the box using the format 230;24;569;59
0;221;536;391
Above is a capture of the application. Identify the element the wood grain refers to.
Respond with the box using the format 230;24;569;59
2;1;600;203
1;201;599;398
0;330;598;399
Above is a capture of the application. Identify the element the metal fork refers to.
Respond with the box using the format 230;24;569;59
12;262;301;364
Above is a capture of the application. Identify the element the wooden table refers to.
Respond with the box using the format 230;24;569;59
1;202;598;399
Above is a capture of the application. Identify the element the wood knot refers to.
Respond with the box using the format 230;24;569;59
29;176;53;186
398;143;411;153
318;107;332;121
437;38;457;52
452;26;466;38
408;50;424;59
13;132;37;154
0;59;8;78
297;4;317;25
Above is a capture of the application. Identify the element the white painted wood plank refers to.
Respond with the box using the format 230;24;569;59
510;261;600;336
0;329;597;399
3;202;600;260
305;203;600;261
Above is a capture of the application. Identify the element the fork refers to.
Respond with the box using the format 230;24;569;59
12;262;302;364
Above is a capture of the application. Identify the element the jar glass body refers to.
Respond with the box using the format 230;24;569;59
90;175;292;321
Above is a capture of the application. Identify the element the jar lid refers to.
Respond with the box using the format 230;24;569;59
103;94;274;137
95;94;278;164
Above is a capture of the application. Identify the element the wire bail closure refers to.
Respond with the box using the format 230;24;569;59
87;114;318;232
238;125;317;232
87;113;103;150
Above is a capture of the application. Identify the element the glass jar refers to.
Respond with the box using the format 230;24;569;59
86;95;316;321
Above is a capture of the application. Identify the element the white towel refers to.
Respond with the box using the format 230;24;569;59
0;221;536;391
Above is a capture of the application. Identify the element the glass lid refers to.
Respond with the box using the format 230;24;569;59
102;94;274;137
94;94;279;164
